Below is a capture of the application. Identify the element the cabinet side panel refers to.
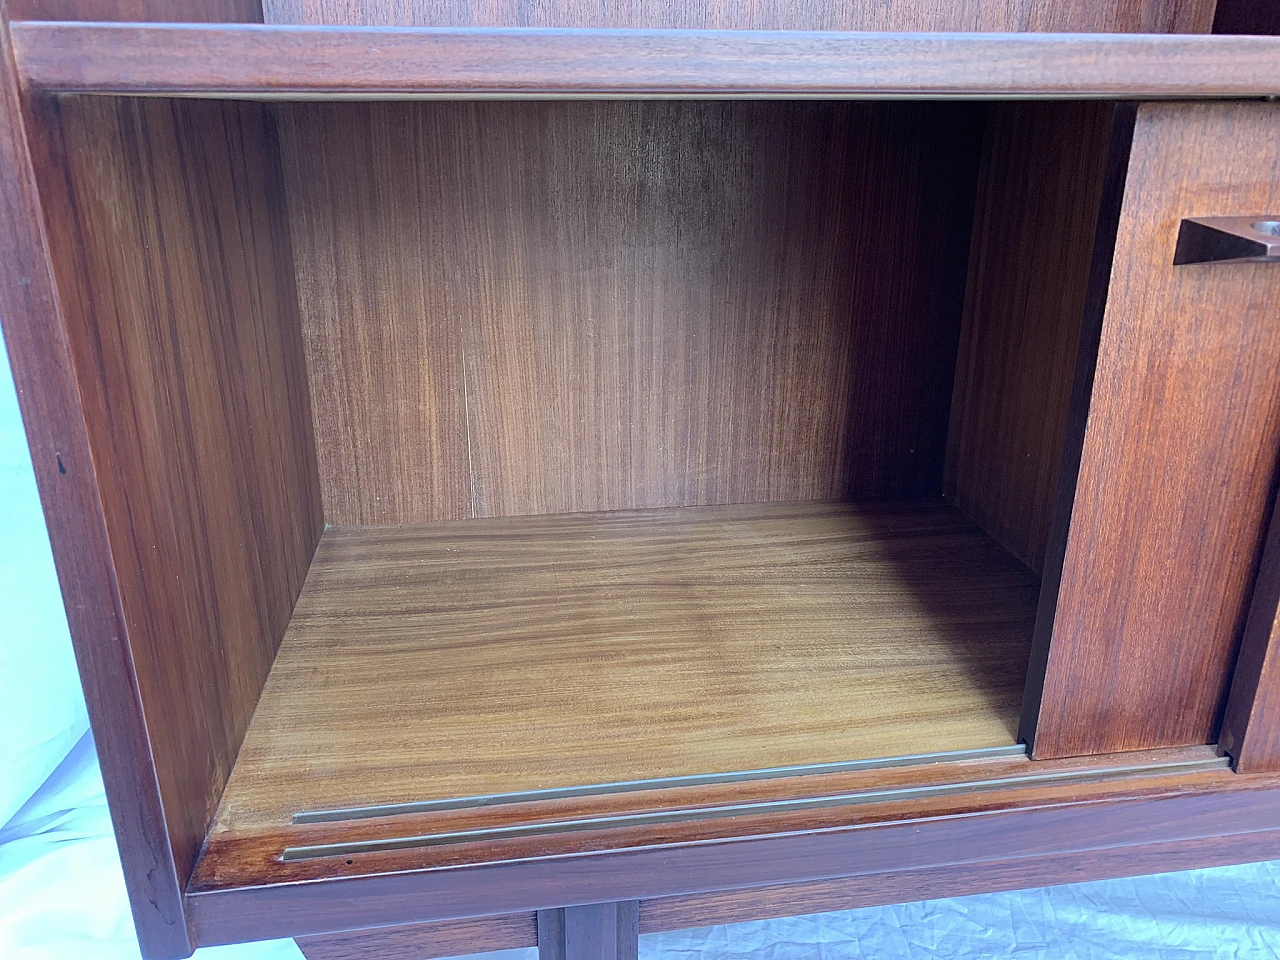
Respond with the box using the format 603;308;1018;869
0;16;191;960
945;103;1116;574
34;95;322;902
1029;102;1280;758
261;0;1215;32
277;100;982;524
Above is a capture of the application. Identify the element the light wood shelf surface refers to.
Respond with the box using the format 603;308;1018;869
12;22;1280;99
213;501;1038;832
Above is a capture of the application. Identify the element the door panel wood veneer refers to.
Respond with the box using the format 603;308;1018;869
1026;101;1280;758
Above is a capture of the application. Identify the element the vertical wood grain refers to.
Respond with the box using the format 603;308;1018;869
945;102;1119;573
1019;105;1138;753
28;92;322;926
277;100;981;524
0;6;193;956
538;903;638;960
262;0;1216;32
297;914;539;960
1028;101;1280;759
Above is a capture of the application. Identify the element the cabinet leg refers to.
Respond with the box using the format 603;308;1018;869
538;901;639;960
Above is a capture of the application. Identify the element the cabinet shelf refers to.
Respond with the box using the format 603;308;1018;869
213;500;1038;835
12;21;1280;99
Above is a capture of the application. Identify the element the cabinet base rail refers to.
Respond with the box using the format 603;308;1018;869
281;753;1230;861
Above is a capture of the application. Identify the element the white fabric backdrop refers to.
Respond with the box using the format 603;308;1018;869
4;329;1280;960
0;330;86;829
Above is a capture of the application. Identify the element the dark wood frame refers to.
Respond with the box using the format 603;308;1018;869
296;816;1280;959
191;761;1280;947
7;5;1280;960
0;12;192;958
11;23;1280;98
1222;484;1280;772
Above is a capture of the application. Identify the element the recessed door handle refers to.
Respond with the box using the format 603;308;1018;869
1174;217;1280;265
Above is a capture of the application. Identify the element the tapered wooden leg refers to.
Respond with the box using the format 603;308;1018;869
538;902;638;960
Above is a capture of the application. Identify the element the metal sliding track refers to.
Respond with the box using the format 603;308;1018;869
292;744;1029;825
282;750;1230;862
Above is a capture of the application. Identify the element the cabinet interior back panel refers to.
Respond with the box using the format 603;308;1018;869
277;100;984;525
262;0;1217;32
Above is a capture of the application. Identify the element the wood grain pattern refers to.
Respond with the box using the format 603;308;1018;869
1018;105;1137;752
638;826;1280;933
7;0;261;20
16;24;1280;99
28;92;323;919
945;102;1118;574
211;501;1036;832
537;902;638;960
0;8;194;957
262;0;1216;32
277;100;980;524
1220;484;1280;772
1028;101;1280;758
187;766;1280;945
293;820;1280;958
195;746;1221;889
297;913;539;960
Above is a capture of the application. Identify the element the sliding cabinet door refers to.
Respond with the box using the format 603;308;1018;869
1026;102;1280;759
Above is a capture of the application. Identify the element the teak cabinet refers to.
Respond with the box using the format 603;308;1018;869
5;1;1280;958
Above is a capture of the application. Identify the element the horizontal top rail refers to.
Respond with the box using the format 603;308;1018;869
11;22;1280;99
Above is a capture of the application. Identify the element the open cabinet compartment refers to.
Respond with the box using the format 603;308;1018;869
234;98;1035;821
36;92;1122;878
9;0;1280;955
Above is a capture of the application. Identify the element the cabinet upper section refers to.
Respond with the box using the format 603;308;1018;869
9;21;1280;99
8;0;1278;100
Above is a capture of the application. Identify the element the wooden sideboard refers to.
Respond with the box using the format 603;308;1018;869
4;2;1280;958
